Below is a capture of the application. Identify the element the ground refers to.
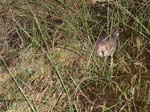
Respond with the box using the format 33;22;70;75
0;0;150;112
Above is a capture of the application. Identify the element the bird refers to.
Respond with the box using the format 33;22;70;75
95;28;119;58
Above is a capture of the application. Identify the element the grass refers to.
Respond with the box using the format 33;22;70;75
0;0;150;112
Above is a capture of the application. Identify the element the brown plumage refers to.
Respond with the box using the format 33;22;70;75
95;28;119;57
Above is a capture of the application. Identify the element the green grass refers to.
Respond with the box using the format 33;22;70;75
0;0;150;112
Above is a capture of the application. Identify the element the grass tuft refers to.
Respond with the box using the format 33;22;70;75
0;0;150;111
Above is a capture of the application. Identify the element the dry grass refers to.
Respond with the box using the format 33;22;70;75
0;0;150;112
